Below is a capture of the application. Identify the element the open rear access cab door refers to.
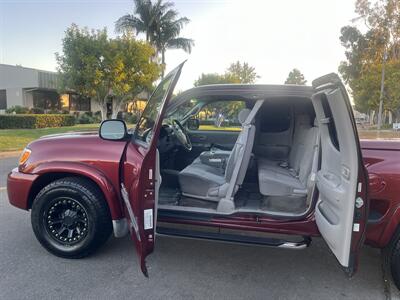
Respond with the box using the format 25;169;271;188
312;73;369;275
120;63;184;276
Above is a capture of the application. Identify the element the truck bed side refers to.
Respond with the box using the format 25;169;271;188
361;139;400;247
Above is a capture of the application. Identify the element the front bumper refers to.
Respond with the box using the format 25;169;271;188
7;168;38;210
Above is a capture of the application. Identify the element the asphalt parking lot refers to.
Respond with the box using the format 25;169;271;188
0;156;396;299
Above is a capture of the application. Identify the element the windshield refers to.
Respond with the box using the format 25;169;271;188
164;99;199;125
133;67;179;144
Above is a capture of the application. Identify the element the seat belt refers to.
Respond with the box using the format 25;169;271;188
306;130;320;205
223;100;264;202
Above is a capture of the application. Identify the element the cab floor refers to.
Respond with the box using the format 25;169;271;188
159;184;307;214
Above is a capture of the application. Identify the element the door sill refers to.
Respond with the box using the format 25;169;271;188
158;203;314;220
156;223;311;249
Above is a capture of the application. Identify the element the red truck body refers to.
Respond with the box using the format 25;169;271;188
7;132;400;249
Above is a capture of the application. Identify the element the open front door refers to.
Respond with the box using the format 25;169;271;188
121;63;184;276
312;73;369;275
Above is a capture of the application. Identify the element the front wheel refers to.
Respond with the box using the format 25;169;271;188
31;177;112;258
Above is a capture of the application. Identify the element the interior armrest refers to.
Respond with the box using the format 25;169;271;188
199;150;231;168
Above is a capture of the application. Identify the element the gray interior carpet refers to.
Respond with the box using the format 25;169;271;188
159;187;180;205
260;196;307;214
159;186;217;209
179;197;218;209
235;183;307;214
235;183;263;209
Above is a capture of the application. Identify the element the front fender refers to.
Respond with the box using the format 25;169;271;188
31;161;123;219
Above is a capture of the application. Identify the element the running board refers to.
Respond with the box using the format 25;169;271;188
156;226;311;249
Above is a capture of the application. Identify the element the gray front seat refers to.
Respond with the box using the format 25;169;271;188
179;101;263;203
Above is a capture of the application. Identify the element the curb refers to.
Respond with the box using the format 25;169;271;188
0;151;21;159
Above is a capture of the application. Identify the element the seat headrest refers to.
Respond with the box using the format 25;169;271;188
295;114;311;127
238;108;251;125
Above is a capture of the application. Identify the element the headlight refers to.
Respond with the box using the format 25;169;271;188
19;148;31;166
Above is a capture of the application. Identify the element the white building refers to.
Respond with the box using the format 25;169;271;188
0;64;91;113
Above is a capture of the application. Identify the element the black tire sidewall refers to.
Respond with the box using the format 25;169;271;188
384;227;400;290
31;179;110;258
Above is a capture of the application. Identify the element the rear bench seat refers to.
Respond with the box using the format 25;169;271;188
258;115;319;196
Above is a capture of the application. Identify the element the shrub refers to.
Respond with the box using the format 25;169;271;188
29;107;45;114
125;113;138;124
0;114;75;129
5;105;30;114
46;109;62;114
94;111;102;119
76;111;101;124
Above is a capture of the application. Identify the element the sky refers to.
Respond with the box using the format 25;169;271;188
0;0;359;91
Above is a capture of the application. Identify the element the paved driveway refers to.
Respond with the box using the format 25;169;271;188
0;156;394;299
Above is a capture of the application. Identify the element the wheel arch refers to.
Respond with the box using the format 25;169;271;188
379;206;400;247
28;163;123;220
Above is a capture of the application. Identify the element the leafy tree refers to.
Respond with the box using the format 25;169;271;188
193;73;240;87
116;0;194;77
194;61;259;86
284;68;307;85
339;0;400;121
110;33;161;118
56;24;160;120
226;61;259;84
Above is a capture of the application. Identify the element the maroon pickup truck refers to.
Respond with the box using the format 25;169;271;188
7;63;400;288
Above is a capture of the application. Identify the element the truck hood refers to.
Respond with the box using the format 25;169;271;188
39;131;99;140
22;130;128;174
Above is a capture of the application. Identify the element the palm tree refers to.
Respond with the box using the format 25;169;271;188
116;0;170;42
116;0;194;77
153;16;194;77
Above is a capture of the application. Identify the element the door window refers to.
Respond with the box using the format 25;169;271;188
134;73;175;144
194;100;245;131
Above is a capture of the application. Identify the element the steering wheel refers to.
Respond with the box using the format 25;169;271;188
172;119;192;151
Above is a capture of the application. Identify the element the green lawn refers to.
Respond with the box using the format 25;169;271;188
199;125;241;131
0;123;101;152
358;130;400;140
2;123;399;153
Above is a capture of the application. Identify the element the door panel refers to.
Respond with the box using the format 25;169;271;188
121;63;184;276
312;73;368;274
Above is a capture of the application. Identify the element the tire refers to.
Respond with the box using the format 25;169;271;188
383;226;400;290
31;177;112;258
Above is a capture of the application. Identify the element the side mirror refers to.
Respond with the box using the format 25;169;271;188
99;119;128;141
186;118;200;130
